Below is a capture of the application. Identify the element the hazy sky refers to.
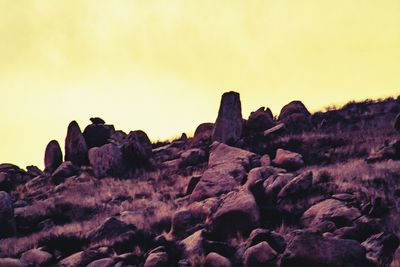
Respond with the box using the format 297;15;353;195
1;0;399;168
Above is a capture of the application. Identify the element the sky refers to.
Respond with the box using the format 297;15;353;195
0;0;400;168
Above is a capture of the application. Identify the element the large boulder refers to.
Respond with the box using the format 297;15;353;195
190;142;256;201
277;171;313;217
88;217;136;243
122;130;153;165
278;101;311;132
169;209;204;239
243;241;277;267
179;148;207;168
281;231;369;267
301;199;361;230
361;232;399;267
88;144;126;178
273;149;304;171
52;161;79;184
65;121;88;166
210;190;260;238
44;140;63;173
192;123;214;147
212;91;243;145
20;248;53;267
83;122;115;148
205;252;232;267
0;191;16;238
245;107;275;133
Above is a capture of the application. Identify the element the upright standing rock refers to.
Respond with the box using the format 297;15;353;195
65;121;88;166
44;140;63;173
122;130;153;166
212;91;243;145
0;191;16;238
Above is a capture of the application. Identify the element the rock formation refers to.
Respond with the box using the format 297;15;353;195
212;91;243;144
65;120;88;166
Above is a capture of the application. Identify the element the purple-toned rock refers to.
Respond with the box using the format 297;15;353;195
83;121;115;149
212;91;243;145
65;121;88;166
278;101;311;132
273;149;304;171
20;248;53;267
361;232;399;267
88;144;126;178
0;191;16;238
44;140;63;173
243;241;277;267
192;123;214;147
122;130;153;165
205;252;232;267
246;107;275;132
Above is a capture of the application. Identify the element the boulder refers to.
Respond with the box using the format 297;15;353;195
86;258;114;267
276;171;313;217
210;190;259;238
260;154;271;167
144;249;169;267
301;199;361;230
278;101;311;132
190;142;256;201
169;209;204;239
247;229;287;254
64;121;88;166
0;258;24;267
361;232;399;267
26;165;43;177
281;231;369;267
395;113;400;132
90;117;106;124
273;149;304;171
52;161;79;184
205;252;232;267
88;144;126;178
192;123;214;147
212;91;243;144
122;130;153;165
57;249;109;267
180;230;205;259
244;166;282;191
88;217;136;243
44;140;63;173
246;107;275;133
83;123;115;148
179;148;207;168
366;140;400;163
243;241;277;267
20;249;53;267
0;191;16;238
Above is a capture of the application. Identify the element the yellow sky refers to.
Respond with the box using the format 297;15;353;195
1;0;400;168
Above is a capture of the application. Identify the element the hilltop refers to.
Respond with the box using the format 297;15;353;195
1;92;400;267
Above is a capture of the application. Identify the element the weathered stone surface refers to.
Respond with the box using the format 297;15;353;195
260;154;271;167
65;121;88;166
144;249;169;267
86;258;114;267
190;142;256;201
44;140;63;173
210;190;259;237
179;148;207;167
192;123;214;147
0;258;24;267
169;209;204;239
83;123;115;148
246;107;275;133
361;232;399;267
204;252;232;267
244;166;282;191
243;241;277;267
0;191;16;238
281;231;369;267
180;230;205;259
88;217;136;243
278;101;311;132
122;130;153;165
88;144;125;178
26;165;43;177
301;199;361;230
247;228;287;254
395;113;400;132
20;249;53;267
276;171;314;217
52;161;79;184
57;249;108;267
273;148;304;171
212;91;243;144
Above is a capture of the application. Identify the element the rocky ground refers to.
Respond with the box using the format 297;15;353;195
1;91;400;267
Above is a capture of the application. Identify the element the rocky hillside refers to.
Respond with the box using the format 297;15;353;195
1;91;400;267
